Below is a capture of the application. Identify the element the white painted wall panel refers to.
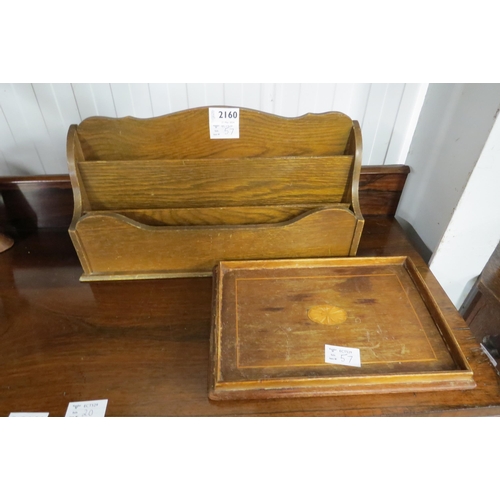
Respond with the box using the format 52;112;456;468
0;106;16;175
430;110;500;307
346;84;371;127
275;83;301;117
128;83;153;118
186;83;209;108
313;84;334;113
222;83;243;107
205;83;225;106
332;84;355;116
0;83;46;175
71;83;116;118
362;83;406;165
385;84;429;165
396;83;500;256
241;84;261;110
89;84;117;117
149;84;171;116
0;82;427;177
297;83;320;115
166;84;188;113
109;83;136;117
72;83;100;118
188;82;225;107
110;83;154;118
32;83;81;174
259;83;276;113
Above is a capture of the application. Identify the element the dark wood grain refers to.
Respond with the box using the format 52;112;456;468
0;177;74;233
359;165;410;216
0;216;497;417
461;240;500;371
478;240;500;303
462;240;500;326
0;166;410;234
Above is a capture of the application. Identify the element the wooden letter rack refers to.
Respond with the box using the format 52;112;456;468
67;107;364;281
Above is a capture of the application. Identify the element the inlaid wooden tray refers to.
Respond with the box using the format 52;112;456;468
209;256;475;400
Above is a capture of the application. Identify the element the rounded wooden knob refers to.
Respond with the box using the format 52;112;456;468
0;233;14;253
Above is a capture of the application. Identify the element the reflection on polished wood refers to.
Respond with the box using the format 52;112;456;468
1;217;498;416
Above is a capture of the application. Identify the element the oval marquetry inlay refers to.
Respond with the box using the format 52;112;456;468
307;305;347;325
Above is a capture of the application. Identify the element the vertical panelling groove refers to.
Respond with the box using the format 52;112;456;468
382;84;406;165
70;84;83;121
167;85;173;114
185;83;191;108
147;84;154;116
360;83;372;129
109;83;118;117
296;84;302;116
331;84;337;111
31;84;51;137
128;84;135;116
0;104;16;147
20;85;47;174
370;84;389;163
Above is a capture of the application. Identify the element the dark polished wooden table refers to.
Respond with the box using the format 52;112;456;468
2;216;500;416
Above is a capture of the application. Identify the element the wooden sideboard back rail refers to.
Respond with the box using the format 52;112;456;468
66;107;366;281
0;166;410;233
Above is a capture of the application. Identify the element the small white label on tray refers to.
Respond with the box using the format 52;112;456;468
9;412;49;417
65;399;108;417
325;344;361;367
209;107;239;139
480;343;498;367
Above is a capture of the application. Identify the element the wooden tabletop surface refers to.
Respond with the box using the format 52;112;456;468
1;217;499;417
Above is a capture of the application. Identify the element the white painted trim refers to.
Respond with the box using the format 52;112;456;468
430;110;500;307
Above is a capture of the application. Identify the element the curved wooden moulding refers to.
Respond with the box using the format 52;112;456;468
75;107;356;161
67;107;364;281
74;207;361;280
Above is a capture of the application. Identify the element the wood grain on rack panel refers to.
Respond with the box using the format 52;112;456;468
76;108;354;161
67;108;365;280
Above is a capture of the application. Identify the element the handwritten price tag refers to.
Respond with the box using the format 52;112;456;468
325;344;361;367
65;399;108;417
209;107;239;139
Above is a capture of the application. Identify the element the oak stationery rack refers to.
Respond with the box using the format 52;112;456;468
67;107;364;281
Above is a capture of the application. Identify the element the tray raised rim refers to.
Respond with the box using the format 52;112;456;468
209;256;475;400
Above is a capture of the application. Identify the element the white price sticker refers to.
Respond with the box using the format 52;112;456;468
325;344;361;367
9;412;49;417
65;399;108;417
209;107;239;139
480;343;498;367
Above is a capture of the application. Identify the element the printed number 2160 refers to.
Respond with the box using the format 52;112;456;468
219;111;237;119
